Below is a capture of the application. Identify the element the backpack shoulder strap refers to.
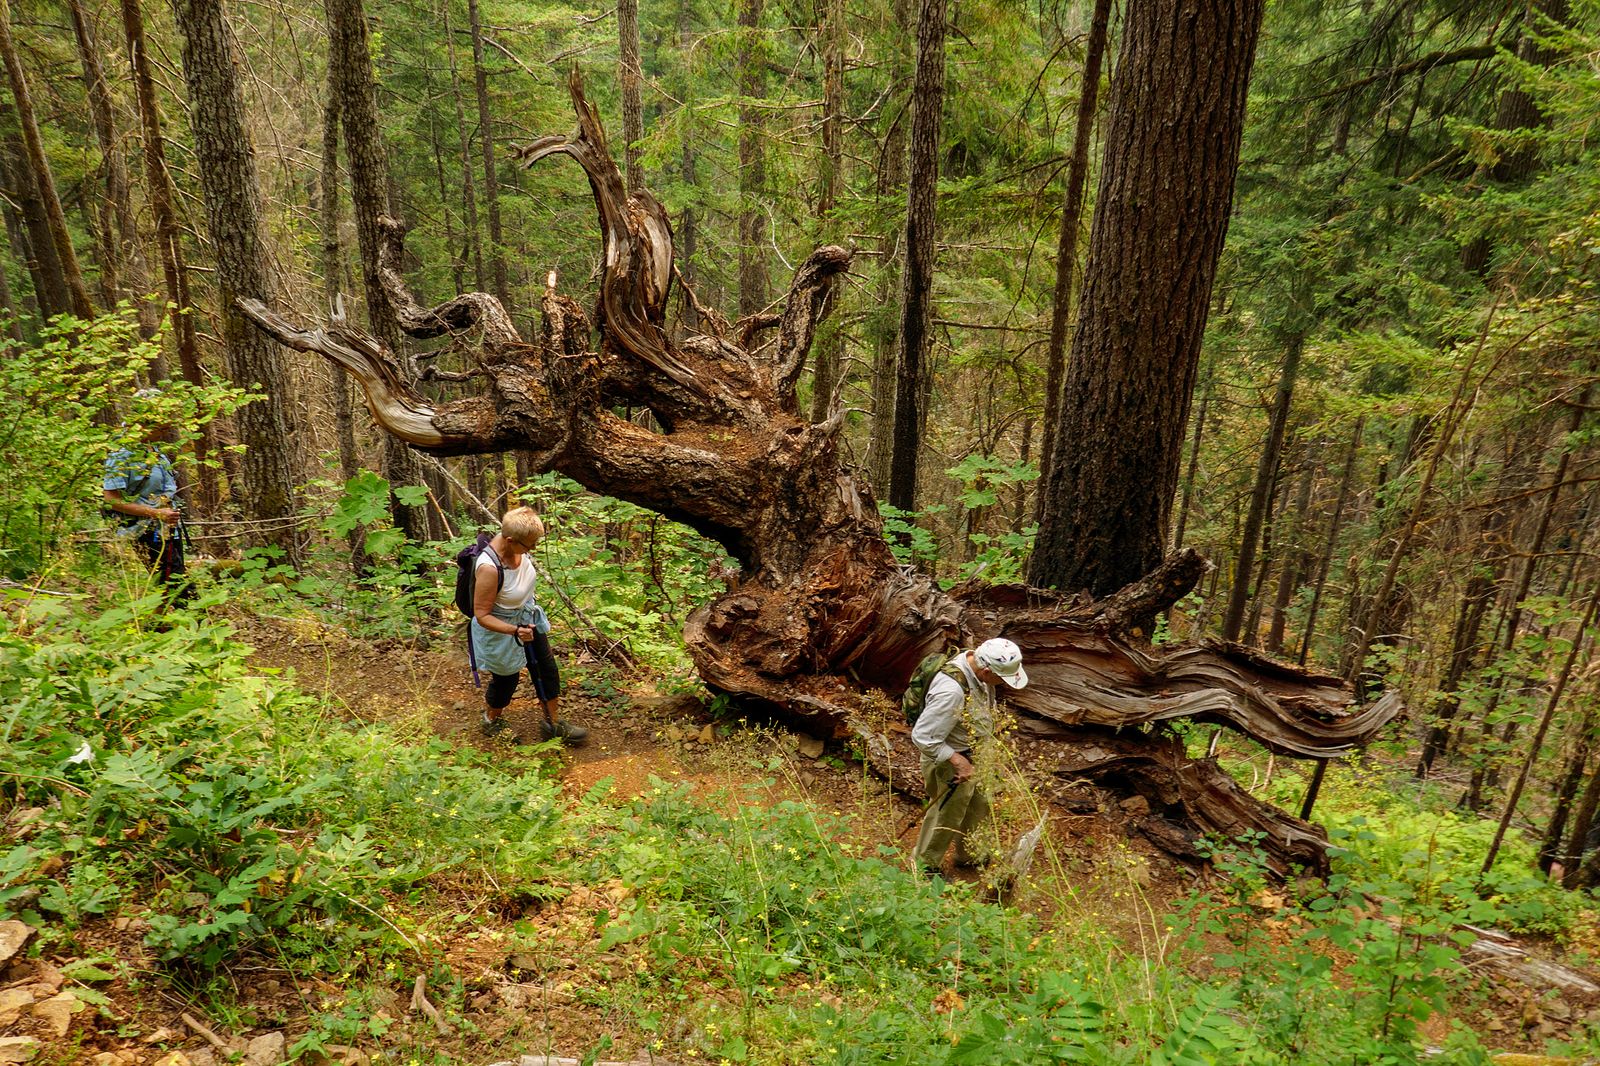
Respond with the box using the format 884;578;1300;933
482;542;505;592
939;662;970;693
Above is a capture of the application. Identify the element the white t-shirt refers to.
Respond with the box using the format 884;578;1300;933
475;548;537;611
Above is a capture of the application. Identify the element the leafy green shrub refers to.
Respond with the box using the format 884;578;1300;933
517;472;733;669
0;594;565;973
1168;827;1498;1065
0;309;245;579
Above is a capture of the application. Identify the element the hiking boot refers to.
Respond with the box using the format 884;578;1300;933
538;718;589;745
481;716;522;743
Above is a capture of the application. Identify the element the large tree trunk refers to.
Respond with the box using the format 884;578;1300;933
327;0;431;543
1036;0;1111;504
885;0;946;513
0;0;93;320
172;0;299;552
239;72;1400;880
121;0;216;514
1029;0;1265;599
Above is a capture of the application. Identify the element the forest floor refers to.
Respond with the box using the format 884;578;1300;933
5;614;1599;1065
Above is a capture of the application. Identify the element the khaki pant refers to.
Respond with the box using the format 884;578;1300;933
913;754;991;872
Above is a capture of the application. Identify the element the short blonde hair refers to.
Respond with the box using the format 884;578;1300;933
502;506;545;547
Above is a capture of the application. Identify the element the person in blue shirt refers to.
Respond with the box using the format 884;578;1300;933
104;400;186;588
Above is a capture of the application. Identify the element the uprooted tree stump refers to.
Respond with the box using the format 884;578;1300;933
241;70;1401;879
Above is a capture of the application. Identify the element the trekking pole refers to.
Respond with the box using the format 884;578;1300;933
897;780;960;839
524;632;553;726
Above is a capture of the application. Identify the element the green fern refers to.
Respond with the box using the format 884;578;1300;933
1151;986;1253;1066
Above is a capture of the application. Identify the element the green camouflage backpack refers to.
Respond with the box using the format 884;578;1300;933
901;651;969;725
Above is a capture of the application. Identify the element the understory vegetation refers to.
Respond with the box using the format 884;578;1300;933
3;512;1597;1061
5;0;1600;1055
2;321;1598;1059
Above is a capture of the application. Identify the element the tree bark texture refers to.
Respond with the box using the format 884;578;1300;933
808;0;845;424
172;0;298;546
736;0;768;317
864;0;914;495
327;0;430;543
121;0;215;512
1029;0;1265;598
468;0;514;322
0;112;69;320
67;0;156;342
442;0;486;293
0;0;93;320
886;0;947;513
238;71;1401;879
1036;0;1111;505
618;0;644;193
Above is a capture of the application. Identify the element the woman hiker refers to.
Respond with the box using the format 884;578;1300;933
470;506;588;745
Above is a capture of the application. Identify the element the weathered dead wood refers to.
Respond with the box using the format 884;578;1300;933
239;70;1402;878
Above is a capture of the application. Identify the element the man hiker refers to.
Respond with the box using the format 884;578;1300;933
911;638;1028;877
104;389;188;596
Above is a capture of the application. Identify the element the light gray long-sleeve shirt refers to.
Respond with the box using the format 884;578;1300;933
911;653;996;764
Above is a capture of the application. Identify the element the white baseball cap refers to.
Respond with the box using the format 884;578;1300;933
974;638;1028;689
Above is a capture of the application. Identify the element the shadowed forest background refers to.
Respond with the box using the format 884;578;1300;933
3;0;1600;1059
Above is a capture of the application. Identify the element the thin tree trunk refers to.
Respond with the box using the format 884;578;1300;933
0;123;67;320
67;0;157;345
421;59;464;294
442;0;486;292
808;0;844;424
1266;453;1315;654
1462;400;1585;807
0;0;93;320
1036;0;1111;505
1348;318;1498;689
1540;700;1596;874
1562;758;1600;888
468;0;515;322
675;24;698;323
864;0;912;495
121;0;215;513
1482;582;1599;874
618;0;644;192
885;0;947;513
1299;417;1362;665
319;89;368;574
1245;452;1293;642
1172;359;1212;552
736;0;768;316
172;0;299;553
0;237;21;340
1224;332;1304;642
1416;461;1526;777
